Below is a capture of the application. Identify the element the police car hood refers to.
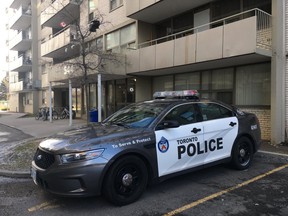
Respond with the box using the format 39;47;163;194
39;123;146;153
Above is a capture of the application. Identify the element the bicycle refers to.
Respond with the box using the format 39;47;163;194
47;108;59;120
35;107;46;120
60;106;76;119
35;107;59;120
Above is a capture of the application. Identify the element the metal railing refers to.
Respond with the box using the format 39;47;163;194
138;8;272;51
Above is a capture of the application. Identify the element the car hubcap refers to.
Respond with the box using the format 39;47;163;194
240;148;246;157
122;173;133;187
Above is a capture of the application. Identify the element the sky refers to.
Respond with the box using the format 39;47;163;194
0;1;10;82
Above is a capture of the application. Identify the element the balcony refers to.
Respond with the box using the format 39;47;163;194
10;79;41;92
126;0;212;23
41;25;80;59
10;81;23;92
9;0;30;10
126;9;272;75
9;30;32;51
10;5;31;30
9;80;32;92
41;0;81;28
10;55;32;72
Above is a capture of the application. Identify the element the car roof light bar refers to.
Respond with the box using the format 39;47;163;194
153;90;199;99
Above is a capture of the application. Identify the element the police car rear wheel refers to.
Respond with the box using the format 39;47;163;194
231;137;253;170
103;155;148;206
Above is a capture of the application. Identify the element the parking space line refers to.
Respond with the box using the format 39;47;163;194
163;163;288;216
259;150;288;157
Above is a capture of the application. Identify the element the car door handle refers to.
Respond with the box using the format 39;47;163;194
191;128;201;134
229;122;237;127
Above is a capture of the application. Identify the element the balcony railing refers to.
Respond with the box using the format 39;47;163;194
10;5;31;30
138;9;271;51
10;55;32;72
41;0;81;28
126;9;272;74
41;25;78;58
10;0;30;10
10;79;40;92
10;81;23;92
9;30;32;51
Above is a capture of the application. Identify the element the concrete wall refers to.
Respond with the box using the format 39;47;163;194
8;94;19;112
126;0;161;16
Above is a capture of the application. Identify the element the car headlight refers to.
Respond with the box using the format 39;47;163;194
61;149;105;164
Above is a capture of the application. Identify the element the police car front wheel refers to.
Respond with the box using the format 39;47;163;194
231;137;253;170
103;155;148;206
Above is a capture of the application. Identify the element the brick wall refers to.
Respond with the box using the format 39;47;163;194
241;107;271;141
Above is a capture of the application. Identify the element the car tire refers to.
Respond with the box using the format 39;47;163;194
103;155;148;206
231;137;253;170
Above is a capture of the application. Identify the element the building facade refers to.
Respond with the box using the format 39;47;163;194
7;0;287;144
8;0;40;113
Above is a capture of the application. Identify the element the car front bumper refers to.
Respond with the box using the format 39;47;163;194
31;158;108;197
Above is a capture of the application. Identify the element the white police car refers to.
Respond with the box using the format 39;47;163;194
31;90;261;205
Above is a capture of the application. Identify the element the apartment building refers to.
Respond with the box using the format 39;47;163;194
8;0;40;113
10;0;285;144
126;0;274;141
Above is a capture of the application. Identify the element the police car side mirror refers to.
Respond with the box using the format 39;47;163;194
156;120;180;130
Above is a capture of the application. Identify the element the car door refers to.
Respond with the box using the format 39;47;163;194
197;102;239;164
155;103;204;177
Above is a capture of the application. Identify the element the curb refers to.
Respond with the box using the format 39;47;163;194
0;169;31;178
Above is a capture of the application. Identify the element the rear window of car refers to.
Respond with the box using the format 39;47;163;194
198;103;234;121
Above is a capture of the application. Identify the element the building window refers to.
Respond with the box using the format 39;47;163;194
152;63;270;106
106;23;136;53
110;0;123;11
175;73;200;90
89;0;98;11
235;63;270;106
88;0;98;21
200;69;234;104
96;37;103;50
211;68;233;90
153;76;173;92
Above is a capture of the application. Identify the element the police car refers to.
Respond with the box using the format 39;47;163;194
31;90;261;206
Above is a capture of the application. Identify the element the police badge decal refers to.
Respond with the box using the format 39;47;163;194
158;136;169;153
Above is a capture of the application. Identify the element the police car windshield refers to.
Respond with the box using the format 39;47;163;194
104;102;167;128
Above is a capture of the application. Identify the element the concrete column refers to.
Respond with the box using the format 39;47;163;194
97;73;102;122
271;0;286;144
49;82;52;122
31;0;40;113
69;79;72;126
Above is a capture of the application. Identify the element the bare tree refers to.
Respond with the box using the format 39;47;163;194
42;1;123;123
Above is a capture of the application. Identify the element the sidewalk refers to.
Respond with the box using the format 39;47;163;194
0;111;86;178
0;111;86;138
